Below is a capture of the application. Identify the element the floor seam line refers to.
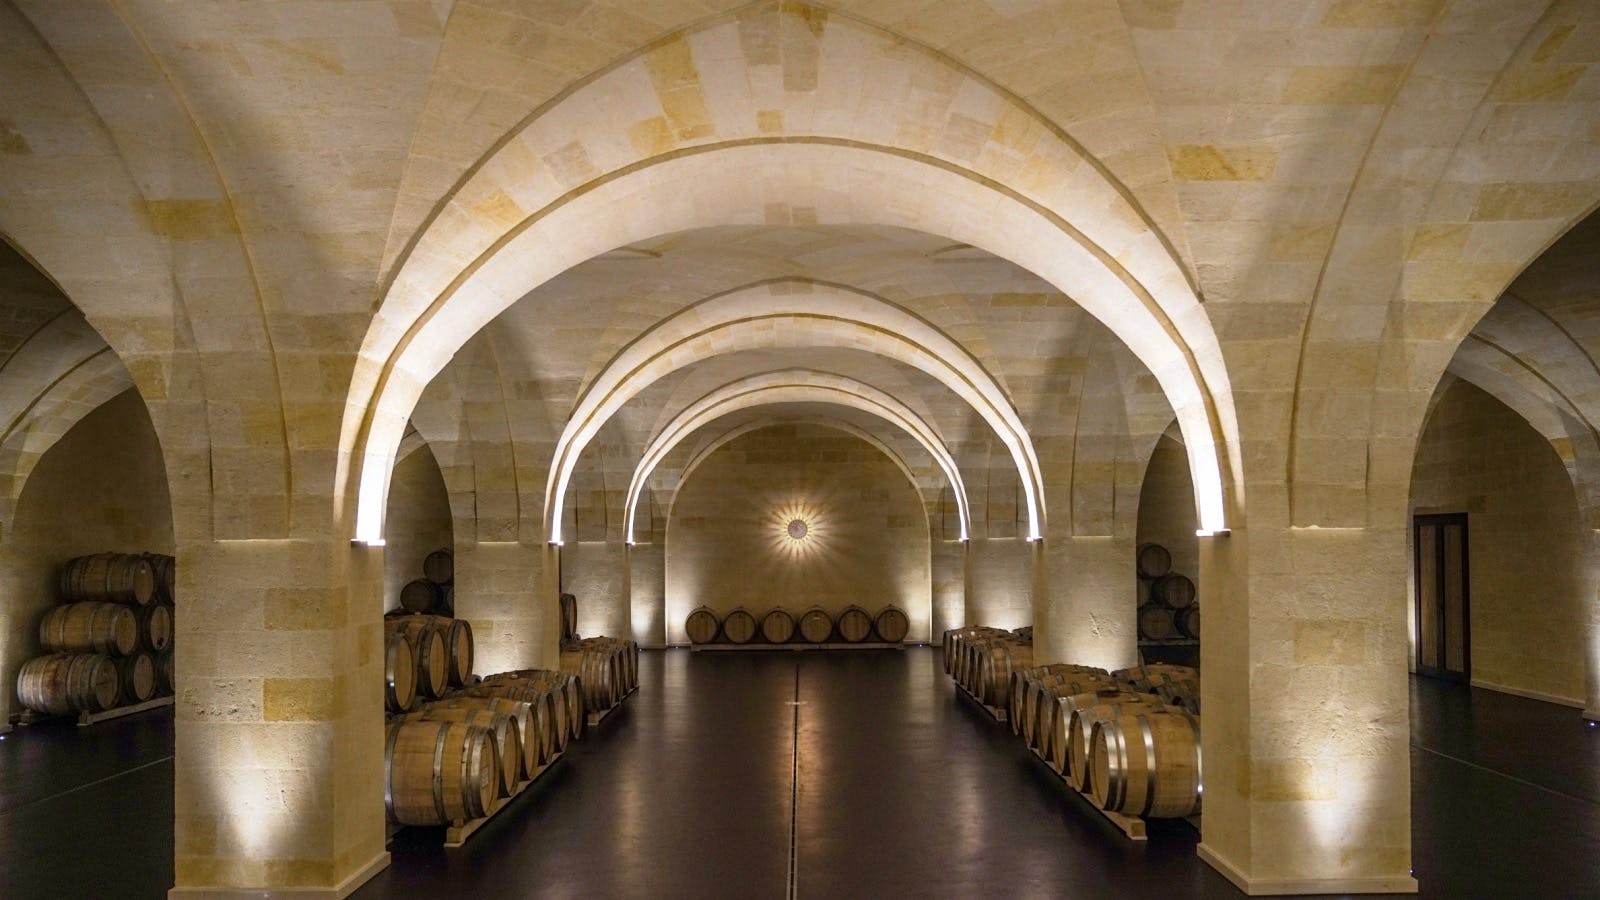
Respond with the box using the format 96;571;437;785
0;754;173;817
788;660;799;900
1412;742;1600;806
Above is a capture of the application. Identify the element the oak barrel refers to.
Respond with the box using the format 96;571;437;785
433;696;536;775
1042;688;1149;776
942;626;1006;675
158;651;174;695
462;673;573;755
722;608;757;645
1088;708;1202;817
1154;573;1197;609
837;606;873;643
399;579;444;614
1066;696;1168;791
1137;578;1152;608
872;606;909;643
1177;605;1200;640
560;648;616;711
1135;543;1171;579
116;652;156;705
798;607;833;644
384;719;498;826
138;603;172;653
976;640;1032;707
426;615;473;687
384;630;418;713
414;706;521;795
39;602;138;657
17;653;119;715
1018;667;1116;749
422;548;454;584
387;616;448;700
144;554;176;604
485;669;582;743
760;608;796;644
685;607;721;644
59;553;156;606
1138;606;1175;641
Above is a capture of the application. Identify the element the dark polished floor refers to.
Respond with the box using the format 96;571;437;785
6;652;1600;898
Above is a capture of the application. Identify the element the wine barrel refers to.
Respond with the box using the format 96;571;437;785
487;669;583;742
722;608;757;645
384;719;498;826
423;548;454;585
17;653;119;715
1177;605;1200;640
1137;578;1152;608
1066;697;1169;791
798;607;833;644
760;609;796;644
116;652;156;705
559;593;580;647
1138;606;1175;641
386;617;449;700
158;651;174;695
1088;708;1202;817
942;626;1006;675
873;606;909;643
1043;688;1151;776
976;640;1033;707
39;602;138;657
1135;543;1171;579
1011;626;1034;643
427;615;473;688
560;648;616;711
413;706;521;795
1114;663;1199;693
685;607;721;644
1154;573;1197;609
144;554;176;604
59;553;156;606
138;603;172;653
460;674;574;755
399;579;444;614
1022;669;1117;751
434;696;536;776
837;606;872;643
384;631;418;713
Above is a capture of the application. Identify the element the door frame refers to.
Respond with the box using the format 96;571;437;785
1413;512;1471;681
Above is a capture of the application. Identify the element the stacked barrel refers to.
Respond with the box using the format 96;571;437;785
943;625;1203;824
397;547;454;615
683;604;910;645
16;551;176;718
382;613;474;714
1136;543;1199;642
559;636;639;715
384;667;583;828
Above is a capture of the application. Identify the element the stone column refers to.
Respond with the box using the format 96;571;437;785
1197;525;1416;895
931;540;966;638
453;540;559;674
171;538;387;896
963;537;1033;628
1034;533;1138;671
628;542;666;647
561;540;631;639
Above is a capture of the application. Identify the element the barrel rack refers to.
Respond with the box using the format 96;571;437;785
442;748;566;848
11;694;174;728
690;641;906;653
588;685;637;727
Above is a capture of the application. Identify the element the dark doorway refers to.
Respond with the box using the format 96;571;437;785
1414;513;1470;681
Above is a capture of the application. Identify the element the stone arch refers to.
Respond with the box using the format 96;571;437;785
347;3;1236;544
623;369;971;542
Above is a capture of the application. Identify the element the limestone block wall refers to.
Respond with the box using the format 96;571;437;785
1410;380;1585;703
1137;431;1199;585
664;424;931;644
561;541;630;641
964;538;1034;630
0;389;173;725
628;543;666;648
381;445;452;612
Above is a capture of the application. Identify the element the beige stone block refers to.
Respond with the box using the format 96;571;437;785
144;199;239;240
263;677;339;721
1490;66;1585;103
1167;144;1278;181
1470;182;1594;221
1251;758;1337;802
1293;620;1369;665
1320;0;1443;27
1282;66;1402;105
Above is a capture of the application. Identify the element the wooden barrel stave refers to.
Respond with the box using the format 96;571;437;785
384;720;499;826
1088;708;1202;818
39;602;138;657
17;653;120;715
384;630;418;713
387;617;449;700
685;607;721;644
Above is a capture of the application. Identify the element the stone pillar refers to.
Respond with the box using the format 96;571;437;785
1034;533;1137;671
931;540;966;637
453;540;559;674
963;537;1033;628
1582;530;1600;721
561;540;630;639
1197;526;1416;895
171;539;387;896
629;542;666;647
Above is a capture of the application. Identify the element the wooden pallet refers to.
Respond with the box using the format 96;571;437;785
954;679;1008;723
691;642;907;652
586;685;637;727
13;694;174;728
1026;744;1148;840
441;750;566;848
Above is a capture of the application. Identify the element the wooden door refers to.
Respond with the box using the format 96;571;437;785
1414;513;1470;681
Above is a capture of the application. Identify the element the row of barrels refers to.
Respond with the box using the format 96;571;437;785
685;605;910;645
559;636;639;712
397;548;455;615
1135;543;1199;641
385;668;584;826
15;552;178;717
944;623;1203;820
383;614;475;713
